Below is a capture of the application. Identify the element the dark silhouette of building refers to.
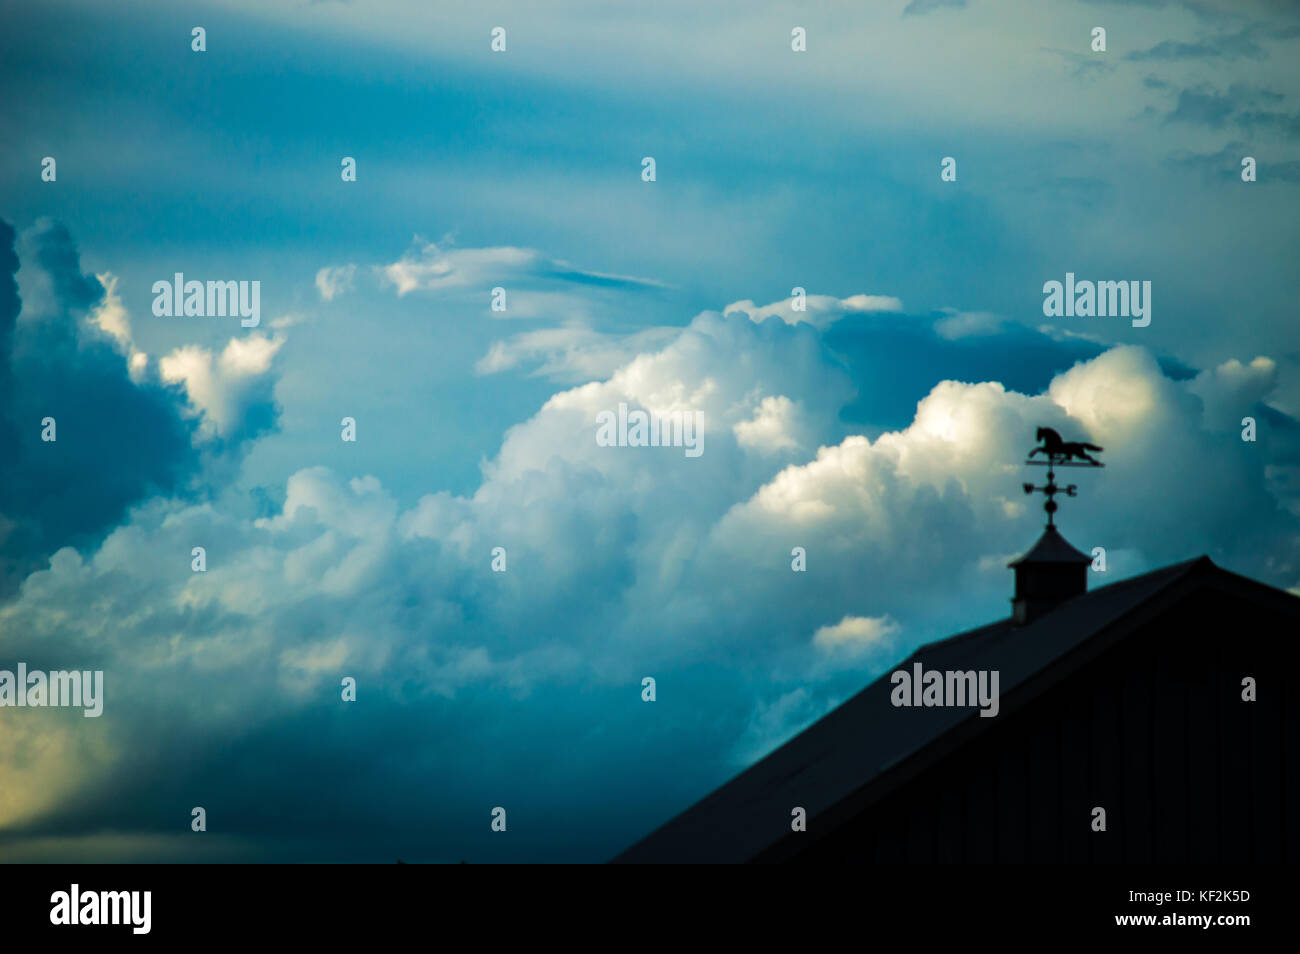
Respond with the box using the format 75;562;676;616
1009;526;1091;624
613;527;1300;863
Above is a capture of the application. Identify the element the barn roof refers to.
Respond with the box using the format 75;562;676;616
612;555;1300;863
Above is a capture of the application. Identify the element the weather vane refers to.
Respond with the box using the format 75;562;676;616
1023;427;1104;529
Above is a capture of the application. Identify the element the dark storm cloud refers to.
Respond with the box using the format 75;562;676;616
0;220;201;596
1128;21;1300;62
1160;84;1300;140
1164;84;1282;129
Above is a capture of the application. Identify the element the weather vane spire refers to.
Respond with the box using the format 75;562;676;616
1023;427;1104;529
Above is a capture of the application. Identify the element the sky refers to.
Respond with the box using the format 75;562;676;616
0;0;1298;862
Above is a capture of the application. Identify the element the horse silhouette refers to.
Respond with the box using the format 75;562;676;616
1029;427;1103;465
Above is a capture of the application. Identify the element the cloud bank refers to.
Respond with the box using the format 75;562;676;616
3;245;1296;859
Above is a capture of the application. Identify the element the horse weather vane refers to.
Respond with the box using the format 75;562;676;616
1023;427;1104;529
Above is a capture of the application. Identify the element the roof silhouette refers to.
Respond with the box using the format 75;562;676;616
1007;526;1091;566
612;555;1300;863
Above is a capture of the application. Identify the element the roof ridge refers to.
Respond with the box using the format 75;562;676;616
921;554;1208;651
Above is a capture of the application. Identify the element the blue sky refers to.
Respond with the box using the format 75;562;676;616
1;0;1298;861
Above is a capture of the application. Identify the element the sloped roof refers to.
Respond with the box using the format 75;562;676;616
1008;526;1092;565
612;556;1300;863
